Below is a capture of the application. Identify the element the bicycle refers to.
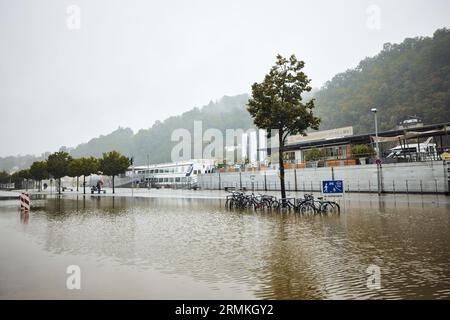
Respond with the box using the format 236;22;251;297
297;194;340;215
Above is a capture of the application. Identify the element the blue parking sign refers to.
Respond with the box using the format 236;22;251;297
322;180;344;195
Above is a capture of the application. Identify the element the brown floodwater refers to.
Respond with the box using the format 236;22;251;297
0;192;449;299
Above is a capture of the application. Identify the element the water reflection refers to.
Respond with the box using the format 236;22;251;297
20;210;29;225
1;194;450;299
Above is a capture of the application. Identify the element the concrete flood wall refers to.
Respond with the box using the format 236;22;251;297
198;161;450;194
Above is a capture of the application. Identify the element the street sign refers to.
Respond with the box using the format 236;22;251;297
322;180;344;196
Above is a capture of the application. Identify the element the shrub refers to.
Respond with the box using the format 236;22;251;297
304;148;325;162
351;144;375;157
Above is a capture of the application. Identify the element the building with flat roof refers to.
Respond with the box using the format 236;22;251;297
263;122;450;167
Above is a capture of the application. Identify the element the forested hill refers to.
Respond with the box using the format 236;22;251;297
315;28;450;133
0;94;254;171
70;94;254;165
1;28;449;171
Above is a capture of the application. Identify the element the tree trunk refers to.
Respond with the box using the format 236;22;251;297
83;176;86;194
58;178;62;194
76;176;79;192
112;175;115;194
278;130;286;205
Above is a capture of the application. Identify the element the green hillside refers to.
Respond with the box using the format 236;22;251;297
315;28;450;133
1;28;449;171
70;94;254;165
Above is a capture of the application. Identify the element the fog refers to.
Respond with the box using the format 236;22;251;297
1;0;449;157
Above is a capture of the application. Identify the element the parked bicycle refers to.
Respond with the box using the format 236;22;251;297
297;194;340;214
225;191;340;215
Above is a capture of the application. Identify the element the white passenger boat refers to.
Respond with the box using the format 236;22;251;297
117;159;215;189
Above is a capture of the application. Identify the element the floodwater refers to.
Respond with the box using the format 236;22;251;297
0;191;449;299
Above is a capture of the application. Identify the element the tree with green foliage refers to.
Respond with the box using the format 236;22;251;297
98;151;130;194
22;169;31;190
11;169;31;190
67;158;83;192
304;148;325;162
47;151;72;194
0;171;10;184
247;54;320;203
10;172;21;189
79;157;99;194
315;28;450;133
350;144;375;158
30;161;48;191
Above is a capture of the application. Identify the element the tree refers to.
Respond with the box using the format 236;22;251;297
30;161;48;191
247;54;320;203
47;151;72;194
0;171;10;184
350;145;375;158
11;169;31;190
10;172;21;189
79;157;99;194
304;148;325;162
315;28;450;133
98;151;130;194
67;158;83;192
21;169;31;190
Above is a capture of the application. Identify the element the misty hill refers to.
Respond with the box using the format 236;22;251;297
70;28;450;164
1;28;449;171
70;94;254;165
315;28;450;133
0;94;254;171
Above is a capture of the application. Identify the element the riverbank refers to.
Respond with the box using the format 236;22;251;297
2;187;449;207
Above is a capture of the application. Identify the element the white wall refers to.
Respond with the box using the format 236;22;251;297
198;161;449;194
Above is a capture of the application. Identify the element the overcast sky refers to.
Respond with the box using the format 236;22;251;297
1;0;449;157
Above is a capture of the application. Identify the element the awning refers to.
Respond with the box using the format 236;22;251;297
371;127;449;143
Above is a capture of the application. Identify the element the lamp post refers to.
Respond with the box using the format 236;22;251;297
371;108;380;160
371;108;382;195
130;156;134;197
147;154;150;190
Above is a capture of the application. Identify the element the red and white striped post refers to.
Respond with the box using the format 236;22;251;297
19;192;31;211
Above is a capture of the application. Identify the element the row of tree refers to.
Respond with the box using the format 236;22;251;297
0;151;130;194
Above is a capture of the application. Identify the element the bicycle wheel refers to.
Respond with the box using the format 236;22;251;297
300;202;316;215
271;200;280;210
328;202;340;214
321;202;340;214
319;202;330;214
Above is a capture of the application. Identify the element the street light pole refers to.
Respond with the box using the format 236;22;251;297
371;108;381;195
372;108;380;160
147;154;150;190
130;156;134;197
